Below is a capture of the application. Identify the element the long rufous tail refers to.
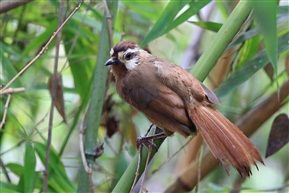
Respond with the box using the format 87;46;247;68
189;106;264;177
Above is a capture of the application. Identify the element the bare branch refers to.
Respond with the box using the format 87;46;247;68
43;0;65;191
0;158;11;182
0;94;11;129
80;103;93;174
0;87;25;95
0;0;83;94
79;103;94;193
0;0;33;14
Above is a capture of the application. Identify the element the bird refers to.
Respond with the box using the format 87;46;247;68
105;40;264;177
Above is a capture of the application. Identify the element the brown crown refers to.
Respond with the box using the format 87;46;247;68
111;40;139;57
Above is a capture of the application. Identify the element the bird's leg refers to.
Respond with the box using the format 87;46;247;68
131;125;166;192
136;125;167;150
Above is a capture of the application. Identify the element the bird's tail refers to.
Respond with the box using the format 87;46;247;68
189;105;264;177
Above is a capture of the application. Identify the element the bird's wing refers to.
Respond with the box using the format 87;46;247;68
122;68;195;136
154;58;220;105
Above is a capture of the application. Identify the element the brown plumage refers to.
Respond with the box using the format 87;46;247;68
105;40;264;177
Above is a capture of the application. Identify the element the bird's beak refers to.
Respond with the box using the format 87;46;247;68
105;57;119;66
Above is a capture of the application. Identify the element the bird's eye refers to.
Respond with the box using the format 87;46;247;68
124;52;133;60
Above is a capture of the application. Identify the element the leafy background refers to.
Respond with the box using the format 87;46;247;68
1;0;289;192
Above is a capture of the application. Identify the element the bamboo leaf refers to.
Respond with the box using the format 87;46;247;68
164;0;211;33
77;0;119;192
188;21;222;32
251;1;278;72
215;32;289;98
34;142;76;192
0;182;20;193
141;0;191;47
6;163;24;177
24;142;36;193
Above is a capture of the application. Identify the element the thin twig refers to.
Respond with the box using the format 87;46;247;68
196;143;204;193
61;1;91;73
139;145;152;193
0;0;83;94
79;103;92;174
0;87;25;95
43;0;65;192
0;157;11;182
102;0;113;47
130;146;142;193
151;136;193;174
130;125;155;193
0;94;12;129
0;0;33;14
80;102;94;193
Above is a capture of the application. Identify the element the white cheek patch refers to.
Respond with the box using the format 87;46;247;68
123;48;140;71
125;57;139;70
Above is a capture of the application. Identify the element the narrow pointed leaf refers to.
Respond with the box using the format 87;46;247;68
251;1;278;72
215;32;289;98
188;21;222;32
24;142;36;193
34;142;75;192
141;0;191;47
164;0;211;34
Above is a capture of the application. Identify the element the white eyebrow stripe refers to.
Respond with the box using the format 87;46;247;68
110;48;114;56
126;48;140;53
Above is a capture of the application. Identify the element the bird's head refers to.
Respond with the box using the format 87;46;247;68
105;40;143;71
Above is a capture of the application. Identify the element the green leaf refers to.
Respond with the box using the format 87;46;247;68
251;1;278;72
21;20;58;57
6;163;24;176
34;142;75;192
73;12;102;31
77;0;119;192
141;0;191;46
0;181;20;193
164;0;211;33
122;0;161;20
63;20;96;101
24;142;36;193
188;21;222;32
235;35;260;70
215;32;289;98
1;43;21;87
